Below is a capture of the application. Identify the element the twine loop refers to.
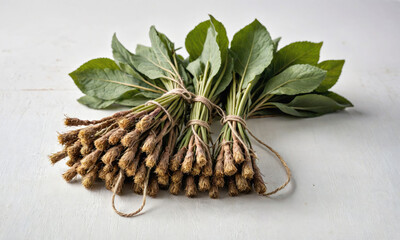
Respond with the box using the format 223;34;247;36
112;169;151;217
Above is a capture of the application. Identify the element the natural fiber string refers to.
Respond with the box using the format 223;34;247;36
111;168;151;217
222;115;291;196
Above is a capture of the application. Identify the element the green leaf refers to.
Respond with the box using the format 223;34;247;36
269;93;351;117
272;37;281;53
185;15;228;62
112;34;135;67
187;27;222;93
267;41;322;77
131;27;177;81
315;60;345;92
213;54;234;96
322;91;353;107
263;64;326;96
77;95;115;109
114;90;150;107
70;58;144;100
231;19;274;89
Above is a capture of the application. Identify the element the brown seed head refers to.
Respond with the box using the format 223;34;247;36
203;156;213;177
82;165;99;189
209;185;219;199
145;140;162;168
108;129;127;145
169;182;182;195
105;165;118;190
133;182;144;194
80;144;93;156
171;170;183;183
134;162;147;184
62;163;79;182
49;150;67;164
228;177;239;196
58;130;80;145
198;175;211;192
118;144;138;170
169;147;187;171
232;140;244;164
141;132;157;154
121;129;141;147
223;142;237;176
195;137;207;167
157;174;169;186
101;145;124;165
185;176;197;198
242;153;254;179
213;176;225;188
235;173;250;192
252;156;267;194
81;149;102;169
67;140;82;163
154;147;170;176
112;171;125;195
214;148;224;177
147;177;159;197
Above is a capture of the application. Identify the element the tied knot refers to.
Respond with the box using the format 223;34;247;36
222;115;247;127
187;119;211;133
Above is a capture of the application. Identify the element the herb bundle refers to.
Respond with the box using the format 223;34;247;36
215;20;352;196
49;16;352;217
169;17;233;197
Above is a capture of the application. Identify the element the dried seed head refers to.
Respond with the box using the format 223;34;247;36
58;129;80;145
134;162;147;184
67;140;82;163
101;145;124;165
121;129;141;147
105;165;118;190
118;113;137;130
232;140;244;164
181;137;195;173
191;161;201;176
64;117;89;126
169;147;187;171
49;150;67;164
198;175;211;192
62;163;79;182
78;127;97;146
242;153;254;179
98;165;111;180
82;164;99;189
209;185;219;199
157;174;169;186
81;149;102;169
80;144;93;156
203;156;213;177
169;182;182;195
145;140;162;168
76;164;88;176
223;142;237;176
141;132;157;154
112;171;125;195
136;115;152;133
125;150;141;177
185;176;197;198
171;170;183;183
213;176;225;188
154;147;170;176
235;173;250;192
215;148;224;177
108;129;127;145
252;157;267;194
135;108;161;132
147;177;159;197
228;177;239;196
195;137;207;167
133;182;144;194
118;144;138;170
94;129;116;151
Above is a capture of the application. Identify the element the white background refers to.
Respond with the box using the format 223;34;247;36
0;0;399;239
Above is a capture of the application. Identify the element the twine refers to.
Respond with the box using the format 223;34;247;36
222;115;291;196
112;168;151;217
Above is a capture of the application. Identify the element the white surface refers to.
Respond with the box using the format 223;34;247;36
0;0;399;239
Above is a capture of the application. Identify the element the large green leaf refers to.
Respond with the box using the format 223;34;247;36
70;58;144;100
269;93;351;117
112;34;135;67
231;19;274;89
77;95;115;109
262;64;326;96
185;15;228;61
132;27;177;81
267;41;322;77
315;60;345;92
187;27;221;93
212;54;233;96
322;91;353;107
